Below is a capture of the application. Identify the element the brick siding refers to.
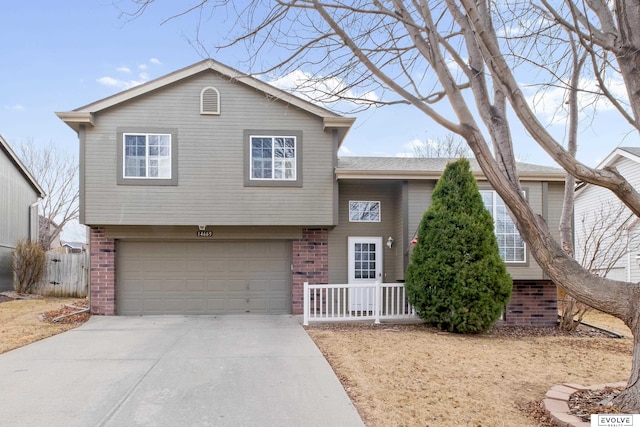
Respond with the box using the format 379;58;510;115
291;228;328;314
89;227;116;315
506;280;558;326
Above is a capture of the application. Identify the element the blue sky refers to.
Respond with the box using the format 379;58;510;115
2;1;638;171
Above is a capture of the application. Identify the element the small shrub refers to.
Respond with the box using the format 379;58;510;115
12;240;46;294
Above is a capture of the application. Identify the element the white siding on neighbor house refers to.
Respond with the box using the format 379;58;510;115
82;71;336;227
575;155;640;283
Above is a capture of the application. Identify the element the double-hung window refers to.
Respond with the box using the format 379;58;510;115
480;190;526;263
123;133;172;179
118;129;177;186
250;135;297;180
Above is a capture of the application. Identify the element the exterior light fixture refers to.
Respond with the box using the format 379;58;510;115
387;236;394;249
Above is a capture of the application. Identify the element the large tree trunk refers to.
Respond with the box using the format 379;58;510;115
616;332;640;410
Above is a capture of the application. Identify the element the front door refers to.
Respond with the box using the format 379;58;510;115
348;237;383;311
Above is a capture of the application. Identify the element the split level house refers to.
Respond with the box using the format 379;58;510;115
57;59;565;326
574;147;640;283
0;135;44;291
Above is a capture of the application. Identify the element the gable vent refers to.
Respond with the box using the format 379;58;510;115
200;87;220;115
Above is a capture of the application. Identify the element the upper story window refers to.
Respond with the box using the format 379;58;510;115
480;190;526;263
250;135;297;180
124;133;171;178
243;130;302;188
117;128;178;186
200;87;220;115
349;201;381;222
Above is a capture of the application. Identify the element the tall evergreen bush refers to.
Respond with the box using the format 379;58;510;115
405;159;512;333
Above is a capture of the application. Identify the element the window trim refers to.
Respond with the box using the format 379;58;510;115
117;128;178;186
348;201;381;223
479;189;528;265
244;130;303;187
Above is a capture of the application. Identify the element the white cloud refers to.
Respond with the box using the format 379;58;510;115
97;60;161;91
4;104;25;111
97;75;147;90
96;76;121;87
524;75;629;125
338;145;356;157
268;70;379;107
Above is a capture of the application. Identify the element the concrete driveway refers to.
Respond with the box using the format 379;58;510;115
0;315;364;427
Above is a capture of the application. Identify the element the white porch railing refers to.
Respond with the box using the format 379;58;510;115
303;281;418;325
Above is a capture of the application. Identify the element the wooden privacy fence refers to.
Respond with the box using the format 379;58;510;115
303;281;418;325
38;252;89;298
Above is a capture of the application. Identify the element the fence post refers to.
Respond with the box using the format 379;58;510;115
374;281;381;324
303;281;309;326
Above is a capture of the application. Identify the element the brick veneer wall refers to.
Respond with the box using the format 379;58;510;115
291;228;328;314
506;280;558;326
89;227;116;315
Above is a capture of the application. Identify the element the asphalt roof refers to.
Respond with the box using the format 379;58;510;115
335;157;565;180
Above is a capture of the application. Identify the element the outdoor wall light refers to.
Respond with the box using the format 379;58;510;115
198;225;207;231
387;236;394;249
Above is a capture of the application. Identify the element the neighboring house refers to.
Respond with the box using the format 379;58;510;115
574;147;640;282
60;241;87;253
0;135;45;291
57;59;565;325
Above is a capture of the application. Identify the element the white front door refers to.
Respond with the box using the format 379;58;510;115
348;237;383;311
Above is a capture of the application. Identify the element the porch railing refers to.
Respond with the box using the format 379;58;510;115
303;281;418;325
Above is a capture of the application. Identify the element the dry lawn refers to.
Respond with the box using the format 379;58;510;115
306;313;633;427
0;297;88;354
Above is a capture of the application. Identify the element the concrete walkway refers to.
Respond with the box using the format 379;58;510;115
0;315;364;427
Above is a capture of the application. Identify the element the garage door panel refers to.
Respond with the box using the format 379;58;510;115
186;279;206;291
117;241;291;315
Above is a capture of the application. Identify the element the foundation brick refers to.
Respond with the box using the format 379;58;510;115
506;280;557;326
89;227;116;315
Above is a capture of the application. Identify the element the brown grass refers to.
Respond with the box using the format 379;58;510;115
0;298;88;354
306;316;633;427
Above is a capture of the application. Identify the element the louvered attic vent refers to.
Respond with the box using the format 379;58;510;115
200;87;220;115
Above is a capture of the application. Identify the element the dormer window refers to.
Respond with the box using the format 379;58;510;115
200;87;220;115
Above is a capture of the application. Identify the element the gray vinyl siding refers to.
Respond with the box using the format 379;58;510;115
407;180;435;242
0;150;40;291
82;71;336;226
328;181;401;285
404;178;555;282
393;182;407;280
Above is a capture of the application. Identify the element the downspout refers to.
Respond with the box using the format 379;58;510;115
29;198;43;243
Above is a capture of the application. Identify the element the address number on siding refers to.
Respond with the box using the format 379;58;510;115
196;231;213;237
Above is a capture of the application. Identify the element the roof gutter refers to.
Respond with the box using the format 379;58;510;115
335;169;567;182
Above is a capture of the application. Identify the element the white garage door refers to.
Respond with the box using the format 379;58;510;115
116;240;292;315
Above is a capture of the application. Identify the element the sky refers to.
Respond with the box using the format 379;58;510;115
2;1;639;239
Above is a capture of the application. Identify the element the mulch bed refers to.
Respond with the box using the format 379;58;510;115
307;320;617;339
0;295;14;304
39;300;90;324
569;387;624;421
